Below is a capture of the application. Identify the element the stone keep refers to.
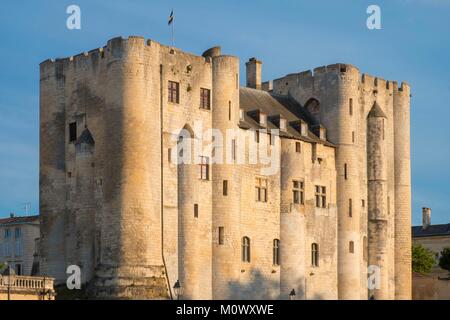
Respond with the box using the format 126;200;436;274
39;36;411;299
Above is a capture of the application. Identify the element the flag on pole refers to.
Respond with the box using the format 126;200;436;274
168;10;174;25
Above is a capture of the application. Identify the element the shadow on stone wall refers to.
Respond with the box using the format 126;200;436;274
226;269;326;300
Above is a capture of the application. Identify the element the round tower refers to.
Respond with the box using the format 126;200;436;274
177;129;202;299
314;64;362;299
393;82;412;299
74;128;96;284
280;139;306;299
93;37;168;299
210;53;241;299
367;102;389;299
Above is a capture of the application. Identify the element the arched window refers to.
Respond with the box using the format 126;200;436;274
311;243;319;267
273;239;280;266
242;237;251;263
349;241;354;253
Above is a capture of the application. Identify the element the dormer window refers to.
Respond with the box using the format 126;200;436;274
239;109;245;121
260;113;267;125
279;118;287;131
301;122;308;136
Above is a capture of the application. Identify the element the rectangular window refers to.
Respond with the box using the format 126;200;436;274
194;204;199;218
200;88;211;110
218;227;224;245
295;142;301;153
15;263;22;276
349;241;354;253
362;199;365;208
15;239;22;256
199;156;210;180
4;228;10;239
223;180;228;196
352;131;355;143
229;101;231;120
349;199;353;217
293;180;304;205
232;139;236;161
15;227;21;239
344;163;348;180
315;185;327;208
349;98;353;115
168;81;180;103
255;130;260;143
69;122;77;142
168;148;172;163
255;177;268;202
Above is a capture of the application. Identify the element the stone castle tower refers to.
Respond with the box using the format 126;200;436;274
39;36;411;299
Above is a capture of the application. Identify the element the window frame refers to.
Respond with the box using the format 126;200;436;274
168;80;180;104
311;243;319;267
255;177;268;203
273;239;280;266
315;185;327;208
242;236;251;263
200;88;211;110
293;180;305;205
199;156;210;180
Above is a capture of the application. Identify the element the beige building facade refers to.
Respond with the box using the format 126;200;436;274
39;36;412;300
0;215;40;276
412;208;450;300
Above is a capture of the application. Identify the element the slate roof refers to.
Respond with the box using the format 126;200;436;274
368;102;387;118
412;224;450;238
75;128;95;145
0;215;39;226
239;87;334;147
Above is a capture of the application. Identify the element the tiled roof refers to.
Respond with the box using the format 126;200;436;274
0;215;39;226
239;87;334;147
412;224;450;237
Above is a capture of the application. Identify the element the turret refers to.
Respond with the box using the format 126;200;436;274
367;102;389;299
211;53;240;299
74;128;96;283
422;207;431;230
393;81;412;299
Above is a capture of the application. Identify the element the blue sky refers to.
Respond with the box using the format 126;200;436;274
0;0;449;225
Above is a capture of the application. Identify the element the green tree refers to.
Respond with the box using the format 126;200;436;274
412;244;435;274
438;248;450;276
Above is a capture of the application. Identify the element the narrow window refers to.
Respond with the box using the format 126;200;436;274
315;186;327;208
223;180;228;196
382;119;385;140
232;139;236;161
15;264;22;276
255;178;268;202
218;227;224;245
168;148;172;163
15;228;21;239
349;98;353;116
255;130;260;143
228;101;231;120
352;131;355;143
273;239;280;266
295;142;301;153
199;156;210;180
200;88;211;110
349;241;354;253
293;180;305;205
4;229;10;240
242;236;251;262
349;199;353;217
362;199;365;208
344;163;348;180
194;204;199;218
69;122;77;143
387;196;390;215
363;236;368;260
168;81;180;103
311;243;319;267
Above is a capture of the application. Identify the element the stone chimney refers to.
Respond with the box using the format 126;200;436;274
422;207;431;230
246;57;262;90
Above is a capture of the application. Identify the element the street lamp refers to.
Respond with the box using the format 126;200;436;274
173;280;183;300
289;289;296;300
1;264;16;301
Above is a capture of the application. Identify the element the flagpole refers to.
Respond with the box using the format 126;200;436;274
171;17;174;47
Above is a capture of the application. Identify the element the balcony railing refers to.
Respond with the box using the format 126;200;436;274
0;275;55;291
